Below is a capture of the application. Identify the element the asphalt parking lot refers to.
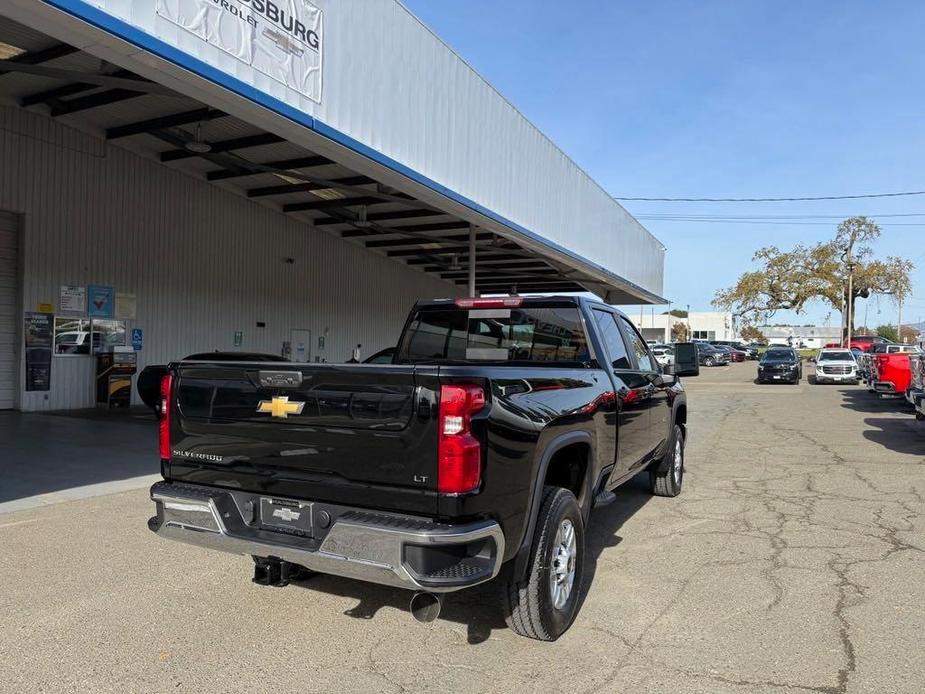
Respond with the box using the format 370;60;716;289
2;362;924;693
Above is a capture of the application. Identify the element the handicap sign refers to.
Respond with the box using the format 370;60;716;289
131;328;143;351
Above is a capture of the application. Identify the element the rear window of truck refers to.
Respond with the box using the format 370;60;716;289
397;305;591;364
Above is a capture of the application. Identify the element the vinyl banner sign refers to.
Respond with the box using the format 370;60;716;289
156;0;323;102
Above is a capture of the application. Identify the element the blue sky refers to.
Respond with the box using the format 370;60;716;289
402;0;925;329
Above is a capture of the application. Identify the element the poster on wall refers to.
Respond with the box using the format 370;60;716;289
155;0;324;103
59;285;86;314
87;284;114;318
115;293;137;320
24;312;53;391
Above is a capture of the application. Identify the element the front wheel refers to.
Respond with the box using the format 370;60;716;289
704;357;715;367
650;424;684;497
501;487;585;641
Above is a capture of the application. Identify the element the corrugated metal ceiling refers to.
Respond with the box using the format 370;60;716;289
0;14;612;296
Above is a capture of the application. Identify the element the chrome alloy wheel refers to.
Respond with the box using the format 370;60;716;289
672;436;683;485
549;518;577;610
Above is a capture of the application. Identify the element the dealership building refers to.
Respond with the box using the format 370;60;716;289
631;311;737;344
0;0;665;413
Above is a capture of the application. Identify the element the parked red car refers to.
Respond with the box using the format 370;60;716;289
711;345;746;362
871;353;913;398
824;335;889;352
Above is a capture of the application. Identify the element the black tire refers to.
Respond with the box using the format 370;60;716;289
650;423;684;497
501;487;585;641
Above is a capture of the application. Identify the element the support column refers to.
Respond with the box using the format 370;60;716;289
468;225;477;297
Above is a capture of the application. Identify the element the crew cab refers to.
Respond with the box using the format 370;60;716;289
824;335;889;352
871;351;918;398
148;296;688;641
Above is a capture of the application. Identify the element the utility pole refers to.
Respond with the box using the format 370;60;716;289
897;294;904;343
667;300;672;343
844;235;856;348
840;294;846;347
686;304;691;341
847;261;855;346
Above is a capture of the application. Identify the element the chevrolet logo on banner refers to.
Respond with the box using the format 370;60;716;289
257;396;305;419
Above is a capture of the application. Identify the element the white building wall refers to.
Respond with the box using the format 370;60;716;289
0;106;458;411
763;327;841;349
628;311;736;343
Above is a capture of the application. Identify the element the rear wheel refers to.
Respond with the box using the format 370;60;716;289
650;424;684;497
501;487;584;641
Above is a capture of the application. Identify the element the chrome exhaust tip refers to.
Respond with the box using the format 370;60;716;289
409;591;442;624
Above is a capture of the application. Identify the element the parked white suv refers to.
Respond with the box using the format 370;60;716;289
813;349;859;385
651;346;675;367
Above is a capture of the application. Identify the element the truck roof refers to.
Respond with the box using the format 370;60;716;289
414;295;618;311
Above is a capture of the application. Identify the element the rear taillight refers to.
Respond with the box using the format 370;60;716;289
159;373;173;461
437;384;486;493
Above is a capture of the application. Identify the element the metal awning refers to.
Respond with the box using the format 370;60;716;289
0;15;663;302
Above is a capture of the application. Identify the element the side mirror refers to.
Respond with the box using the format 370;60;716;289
672;343;700;377
662;363;676;376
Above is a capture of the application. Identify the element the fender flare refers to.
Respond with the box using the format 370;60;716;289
511;429;595;580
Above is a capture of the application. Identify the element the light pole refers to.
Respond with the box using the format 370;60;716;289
686;304;691;342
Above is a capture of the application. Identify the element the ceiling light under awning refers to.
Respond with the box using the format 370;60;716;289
184;122;213;153
310;188;346;201
0;42;26;60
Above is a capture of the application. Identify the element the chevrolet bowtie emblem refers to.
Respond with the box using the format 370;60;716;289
257;396;305;418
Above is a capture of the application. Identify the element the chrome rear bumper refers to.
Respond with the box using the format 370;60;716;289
149;481;504;593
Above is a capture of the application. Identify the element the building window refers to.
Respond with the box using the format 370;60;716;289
692;330;716;340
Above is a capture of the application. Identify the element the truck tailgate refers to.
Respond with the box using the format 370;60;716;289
166;362;440;515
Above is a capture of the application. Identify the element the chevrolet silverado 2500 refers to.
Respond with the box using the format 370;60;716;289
148;296;688;641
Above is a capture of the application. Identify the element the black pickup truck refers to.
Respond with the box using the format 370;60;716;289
149;295;688;641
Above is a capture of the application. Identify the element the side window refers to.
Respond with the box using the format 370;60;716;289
619;317;655;371
592;309;631;369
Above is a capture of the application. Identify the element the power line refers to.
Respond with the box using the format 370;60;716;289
633;218;925;226
635;212;925;220
615;190;925;202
